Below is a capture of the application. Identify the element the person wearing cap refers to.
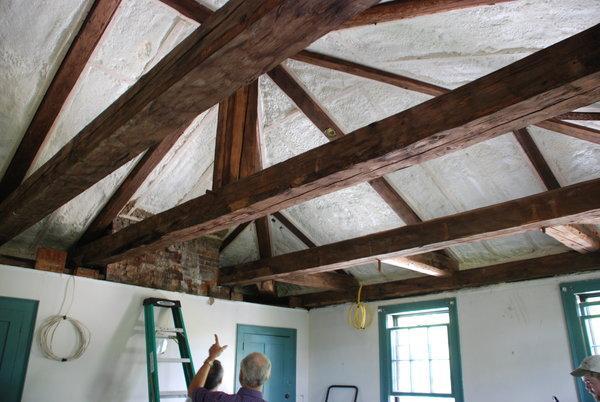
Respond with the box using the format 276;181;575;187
571;355;600;400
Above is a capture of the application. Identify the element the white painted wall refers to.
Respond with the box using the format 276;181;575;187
308;271;600;402
0;265;309;402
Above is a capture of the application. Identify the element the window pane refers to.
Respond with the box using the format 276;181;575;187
393;310;450;327
393;361;411;392
391;329;410;360
410;360;431;393
409;327;429;360
585;304;600;316
391;397;455;402
428;326;449;360
431;359;452;394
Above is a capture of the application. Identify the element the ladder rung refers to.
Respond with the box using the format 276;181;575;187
160;390;189;398
155;334;178;340
156;327;184;333
158;357;191;363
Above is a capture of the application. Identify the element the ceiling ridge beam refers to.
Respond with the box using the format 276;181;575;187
157;0;213;23
295;251;600;308
70;25;600;265
219;178;600;286
0;0;378;243
338;0;515;30
0;0;122;202
291;50;600;145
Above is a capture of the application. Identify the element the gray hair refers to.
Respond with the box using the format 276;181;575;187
239;352;271;388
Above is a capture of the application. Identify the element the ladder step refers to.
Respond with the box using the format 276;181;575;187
160;390;189;398
156;327;184;333
158;357;191;363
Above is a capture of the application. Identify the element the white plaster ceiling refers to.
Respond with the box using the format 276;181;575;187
1;0;599;292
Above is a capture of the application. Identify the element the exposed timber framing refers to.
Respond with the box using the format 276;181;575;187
219;221;252;252
512;128;560;190
557;112;600;121
543;225;600;254
157;0;212;22
70;25;600;266
295;251;600;308
268;63;455;272
383;253;458;277
0;0;122;202
272;212;317;249
219;179;600;286
77;128;187;245
0;0;378;244
291;50;600;146
535;119;600;145
338;0;513;30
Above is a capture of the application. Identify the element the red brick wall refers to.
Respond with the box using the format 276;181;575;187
106;212;221;296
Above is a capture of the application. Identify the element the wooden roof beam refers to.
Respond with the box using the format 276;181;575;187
157;0;213;22
543;225;600;253
71;25;600;266
296;251;600;308
383;252;458;277
0;0;377;244
557;112;600;121
338;0;514;30
219;179;600;286
0;0;122;202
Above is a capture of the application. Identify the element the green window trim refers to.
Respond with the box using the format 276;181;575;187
378;298;464;402
561;279;600;402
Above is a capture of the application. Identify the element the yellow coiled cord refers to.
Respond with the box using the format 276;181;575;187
348;284;369;330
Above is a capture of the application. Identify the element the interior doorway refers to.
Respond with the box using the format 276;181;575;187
235;324;296;402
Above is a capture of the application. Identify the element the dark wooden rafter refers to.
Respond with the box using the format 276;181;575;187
157;0;212;22
267;64;454;271
292;51;600;145
0;0;122;202
70;24;600;266
219;178;600;286
557;112;600;121
295;251;600;308
0;0;378;244
338;0;514;30
294;49;600;254
213;82;355;293
219;221;252;252
77;128;187;245
272;212;317;248
536;119;600;145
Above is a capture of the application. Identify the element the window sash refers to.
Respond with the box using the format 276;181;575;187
379;299;463;402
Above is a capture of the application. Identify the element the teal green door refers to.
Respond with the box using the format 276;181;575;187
235;325;296;402
0;296;38;402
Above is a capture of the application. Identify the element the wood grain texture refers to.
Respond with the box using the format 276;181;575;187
557;112;600;121
291;50;447;97
71;25;600;266
0;0;122;202
272;212;317;248
543;224;600;253
536;119;600;144
0;0;378;244
77;129;186;246
339;0;513;30
218;179;600;285
383;253;458;277
283;272;358;291
512;128;560;190
157;0;213;23
297;251;600;308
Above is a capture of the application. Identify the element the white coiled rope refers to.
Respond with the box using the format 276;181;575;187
38;276;91;362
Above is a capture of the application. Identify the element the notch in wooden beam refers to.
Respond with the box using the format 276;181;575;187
383;252;458;277
543;224;600;253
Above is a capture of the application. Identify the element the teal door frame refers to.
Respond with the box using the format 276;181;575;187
235;324;296;401
0;296;39;402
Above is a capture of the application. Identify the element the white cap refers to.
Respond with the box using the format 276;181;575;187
571;355;600;376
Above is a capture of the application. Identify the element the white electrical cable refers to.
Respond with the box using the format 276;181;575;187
38;276;91;362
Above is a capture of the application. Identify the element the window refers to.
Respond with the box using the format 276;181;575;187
379;299;463;402
561;279;600;402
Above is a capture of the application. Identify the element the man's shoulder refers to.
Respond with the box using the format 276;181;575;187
191;388;236;401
